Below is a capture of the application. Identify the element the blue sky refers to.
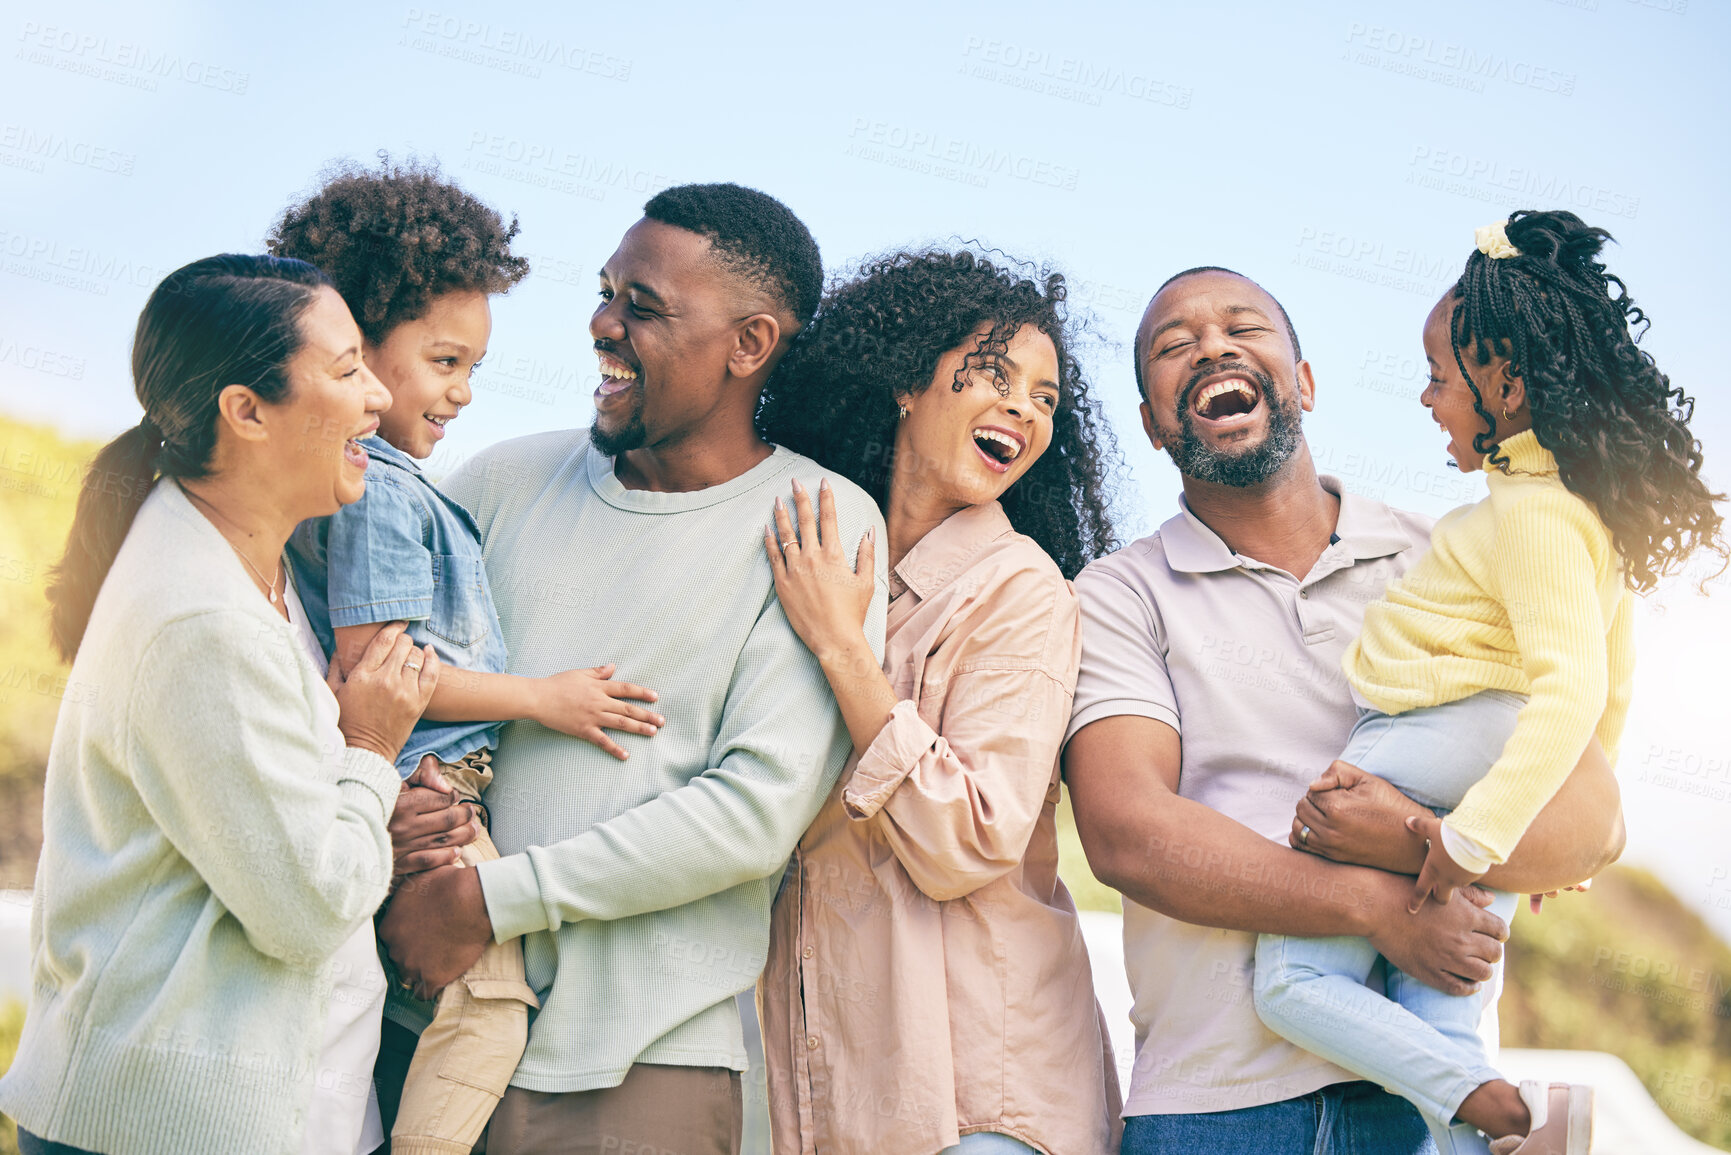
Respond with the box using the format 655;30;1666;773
3;0;1729;935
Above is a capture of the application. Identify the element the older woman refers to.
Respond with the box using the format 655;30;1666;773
0;254;440;1155
755;250;1122;1155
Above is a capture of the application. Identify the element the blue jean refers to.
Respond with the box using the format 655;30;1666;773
1254;691;1527;1155
942;1133;1037;1153
1121;1080;1434;1153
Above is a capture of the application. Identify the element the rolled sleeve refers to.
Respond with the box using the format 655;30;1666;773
842;699;932;819
324;476;436;626
846;666;1076;901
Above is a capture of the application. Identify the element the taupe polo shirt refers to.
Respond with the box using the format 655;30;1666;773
1065;476;1432;1116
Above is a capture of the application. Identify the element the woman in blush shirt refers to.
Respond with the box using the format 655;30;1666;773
755;250;1122;1155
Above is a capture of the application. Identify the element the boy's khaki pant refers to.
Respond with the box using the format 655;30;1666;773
386;750;539;1155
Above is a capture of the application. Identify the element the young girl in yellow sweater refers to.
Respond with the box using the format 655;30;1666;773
1254;209;1725;1155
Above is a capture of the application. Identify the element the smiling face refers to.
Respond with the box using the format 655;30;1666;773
270;286;392;514
589;218;779;458
893;323;1060;511
1137;270;1312;487
1420;291;1529;471
367;290;491;459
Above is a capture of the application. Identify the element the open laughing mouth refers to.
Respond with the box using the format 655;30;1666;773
596;351;639;402
1189;373;1262;428
971;424;1026;474
343;420;378;469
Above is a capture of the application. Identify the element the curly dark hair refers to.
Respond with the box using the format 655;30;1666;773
1451;209;1725;592
644;182;823;327
267;155;529;343
756;249;1120;579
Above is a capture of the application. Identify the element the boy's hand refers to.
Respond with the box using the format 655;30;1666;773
532;663;664;760
1407;813;1488;912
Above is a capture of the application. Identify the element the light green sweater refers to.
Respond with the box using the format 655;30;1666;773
0;480;401;1155
441;431;887;1093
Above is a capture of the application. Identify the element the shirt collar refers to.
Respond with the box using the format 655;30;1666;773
362;434;423;475
892;501;1016;599
1159;475;1415;575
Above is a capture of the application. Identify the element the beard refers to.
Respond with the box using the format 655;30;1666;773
589;381;647;456
1160;363;1303;487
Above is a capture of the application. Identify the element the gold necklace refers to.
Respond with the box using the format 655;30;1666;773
181;484;283;604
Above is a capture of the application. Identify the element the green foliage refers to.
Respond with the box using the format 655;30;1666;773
0;998;22;1154
0;416;98;895
1503;866;1731;1149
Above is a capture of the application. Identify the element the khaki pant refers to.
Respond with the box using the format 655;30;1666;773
380;751;540;1155
482;1064;744;1155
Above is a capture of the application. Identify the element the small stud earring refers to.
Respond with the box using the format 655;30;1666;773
897;405;908;419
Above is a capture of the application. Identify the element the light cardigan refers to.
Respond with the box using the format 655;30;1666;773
1344;429;1635;864
0;479;401;1155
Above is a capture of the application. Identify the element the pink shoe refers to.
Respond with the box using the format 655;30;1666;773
1486;1082;1593;1154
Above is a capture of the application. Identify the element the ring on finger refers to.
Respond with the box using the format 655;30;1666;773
405;659;423;673
1298;824;1312;846
780;538;798;550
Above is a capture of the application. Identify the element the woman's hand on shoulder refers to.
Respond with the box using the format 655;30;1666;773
764;478;876;666
331;621;439;761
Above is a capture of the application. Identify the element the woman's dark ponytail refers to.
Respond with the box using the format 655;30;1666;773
45;254;332;661
47;421;163;660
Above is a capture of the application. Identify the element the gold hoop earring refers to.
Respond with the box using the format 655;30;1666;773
1502;406;1516;421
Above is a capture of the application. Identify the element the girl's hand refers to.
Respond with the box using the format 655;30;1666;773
532;663;664;760
331;621;440;761
1529;876;1593;915
1407;813;1488;912
764;478;875;663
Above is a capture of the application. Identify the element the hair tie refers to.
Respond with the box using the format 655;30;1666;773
1474;222;1521;260
137;415;164;445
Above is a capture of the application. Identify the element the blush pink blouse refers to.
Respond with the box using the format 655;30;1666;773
761;502;1121;1155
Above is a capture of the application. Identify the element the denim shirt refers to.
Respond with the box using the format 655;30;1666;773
287;435;508;777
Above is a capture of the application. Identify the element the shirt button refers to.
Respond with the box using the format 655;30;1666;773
1299;590;1310;599
802;947;814;959
806;1035;819;1049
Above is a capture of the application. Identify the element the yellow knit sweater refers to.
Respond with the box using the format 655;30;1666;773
1344;429;1634;864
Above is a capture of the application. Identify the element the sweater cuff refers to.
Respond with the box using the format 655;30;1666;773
843;699;934;820
475;853;552;943
1440;821;1500;873
340;746;405;823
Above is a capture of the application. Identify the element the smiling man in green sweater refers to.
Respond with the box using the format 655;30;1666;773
377;183;887;1155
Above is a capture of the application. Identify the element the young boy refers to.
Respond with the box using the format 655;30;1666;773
271;159;664;1155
